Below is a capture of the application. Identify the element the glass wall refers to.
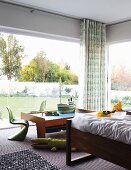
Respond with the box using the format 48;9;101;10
109;42;131;110
0;32;80;124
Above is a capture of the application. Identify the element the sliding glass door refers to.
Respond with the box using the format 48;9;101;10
108;42;131;110
0;32;80;127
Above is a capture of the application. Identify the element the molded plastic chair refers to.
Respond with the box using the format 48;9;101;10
39;100;46;112
6;107;29;141
31;100;47;113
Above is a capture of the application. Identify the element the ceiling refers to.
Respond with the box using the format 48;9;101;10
2;0;131;24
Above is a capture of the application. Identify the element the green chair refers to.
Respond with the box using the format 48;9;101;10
39;100;46;112
30;100;46;113
6;107;29;141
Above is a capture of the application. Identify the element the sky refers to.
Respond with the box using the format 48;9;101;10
109;41;131;69
11;33;80;75
3;32;131;76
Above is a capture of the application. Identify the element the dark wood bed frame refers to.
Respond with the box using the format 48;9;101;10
66;110;131;169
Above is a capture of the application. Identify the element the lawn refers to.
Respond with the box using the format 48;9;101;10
0;96;78;119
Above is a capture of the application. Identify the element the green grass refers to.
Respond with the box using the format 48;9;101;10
0;96;78;119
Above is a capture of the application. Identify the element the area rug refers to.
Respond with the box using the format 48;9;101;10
0;149;60;170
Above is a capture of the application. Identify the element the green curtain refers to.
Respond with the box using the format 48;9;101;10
78;19;107;110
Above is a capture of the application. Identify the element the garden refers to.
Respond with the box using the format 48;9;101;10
0;82;78;119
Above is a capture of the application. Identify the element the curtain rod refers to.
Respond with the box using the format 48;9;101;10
0;0;80;20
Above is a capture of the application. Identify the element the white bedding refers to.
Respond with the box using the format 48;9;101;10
72;112;131;145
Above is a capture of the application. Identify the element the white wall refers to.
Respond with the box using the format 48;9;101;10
107;21;131;44
0;3;80;42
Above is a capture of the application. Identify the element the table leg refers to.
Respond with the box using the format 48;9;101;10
35;119;45;138
21;112;46;138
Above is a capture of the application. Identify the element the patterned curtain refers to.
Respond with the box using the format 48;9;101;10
78;19;107;110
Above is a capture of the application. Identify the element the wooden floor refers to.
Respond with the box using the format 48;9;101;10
0;126;127;170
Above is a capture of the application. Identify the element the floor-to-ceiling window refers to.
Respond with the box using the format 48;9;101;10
0;32;80;128
109;41;131;110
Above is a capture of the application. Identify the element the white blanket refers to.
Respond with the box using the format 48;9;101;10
72;112;131;145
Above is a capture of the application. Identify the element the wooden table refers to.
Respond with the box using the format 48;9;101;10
21;112;75;138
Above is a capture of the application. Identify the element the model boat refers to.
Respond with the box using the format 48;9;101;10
57;103;75;114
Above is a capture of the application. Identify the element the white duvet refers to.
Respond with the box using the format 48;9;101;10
72;112;131;145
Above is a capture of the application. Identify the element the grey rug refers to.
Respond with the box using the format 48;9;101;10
0;149;60;170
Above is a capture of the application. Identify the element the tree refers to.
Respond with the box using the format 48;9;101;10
0;34;24;81
64;63;70;70
19;51;51;82
19;51;78;84
58;69;78;84
111;65;131;90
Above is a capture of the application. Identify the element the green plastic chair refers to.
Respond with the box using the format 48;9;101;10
6;107;29;141
39;100;46;112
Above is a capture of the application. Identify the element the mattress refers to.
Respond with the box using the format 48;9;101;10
72;112;131;145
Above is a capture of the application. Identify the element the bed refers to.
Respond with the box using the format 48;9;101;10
66;109;131;169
